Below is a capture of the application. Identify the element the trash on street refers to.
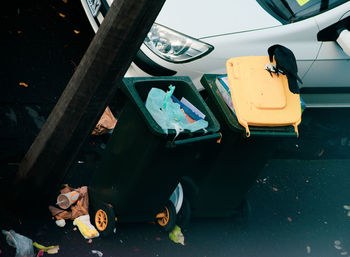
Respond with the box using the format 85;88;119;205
2;229;34;257
73;214;99;239
33;242;59;255
169;225;185;246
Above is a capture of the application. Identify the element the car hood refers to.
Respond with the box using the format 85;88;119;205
155;0;281;39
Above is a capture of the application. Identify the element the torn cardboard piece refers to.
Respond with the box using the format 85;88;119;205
92;106;117;135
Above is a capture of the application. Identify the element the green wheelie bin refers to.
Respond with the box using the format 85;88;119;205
182;74;299;218
88;76;220;235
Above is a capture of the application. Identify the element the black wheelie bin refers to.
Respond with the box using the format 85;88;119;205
88;76;220;236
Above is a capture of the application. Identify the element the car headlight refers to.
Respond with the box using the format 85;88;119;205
144;23;214;63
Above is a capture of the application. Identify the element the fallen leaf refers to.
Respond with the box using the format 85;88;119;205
73;30;80;34
272;187;279;192
19;82;28;87
58;13;66;18
73;227;77;231
17;30;23;35
169;225;185;246
62;0;68;3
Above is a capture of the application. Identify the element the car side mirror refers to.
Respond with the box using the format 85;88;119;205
336;29;350;56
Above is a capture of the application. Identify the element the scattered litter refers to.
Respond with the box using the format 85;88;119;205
49;185;89;221
62;0;68;3
88;239;93;244
57;191;80;209
305;179;309;183
73;214;99;239
324;221;328;224
114;228;117;234
55;219;66;227
73;227;77;231
318;149;324;157
287;217;292;222
36;250;44;257
272;187;279;192
335;240;342;246
58;13;66;18
340;251;348;255
335;245;343;250
169;225;185;246
296;196;299;200
73;30;80;34
256;177;269;184
2;230;34;257
19;82;28;87
33;242;59;254
306;245;311;254
119;240;123;244
17;30;23;35
344;205;350;216
77;161;84;164
91;250;103;257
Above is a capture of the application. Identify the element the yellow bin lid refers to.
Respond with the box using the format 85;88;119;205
226;56;301;137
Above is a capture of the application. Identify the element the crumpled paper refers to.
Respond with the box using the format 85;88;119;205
49;185;89;220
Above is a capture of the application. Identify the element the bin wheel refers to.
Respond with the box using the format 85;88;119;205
176;197;191;229
93;203;116;237
156;200;176;232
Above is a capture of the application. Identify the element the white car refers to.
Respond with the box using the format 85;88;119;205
81;0;350;107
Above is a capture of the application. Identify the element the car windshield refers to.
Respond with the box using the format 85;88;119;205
257;0;349;23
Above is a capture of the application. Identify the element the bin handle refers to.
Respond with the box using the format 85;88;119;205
166;132;222;147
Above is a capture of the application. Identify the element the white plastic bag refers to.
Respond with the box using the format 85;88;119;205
145;86;208;135
2;230;34;257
